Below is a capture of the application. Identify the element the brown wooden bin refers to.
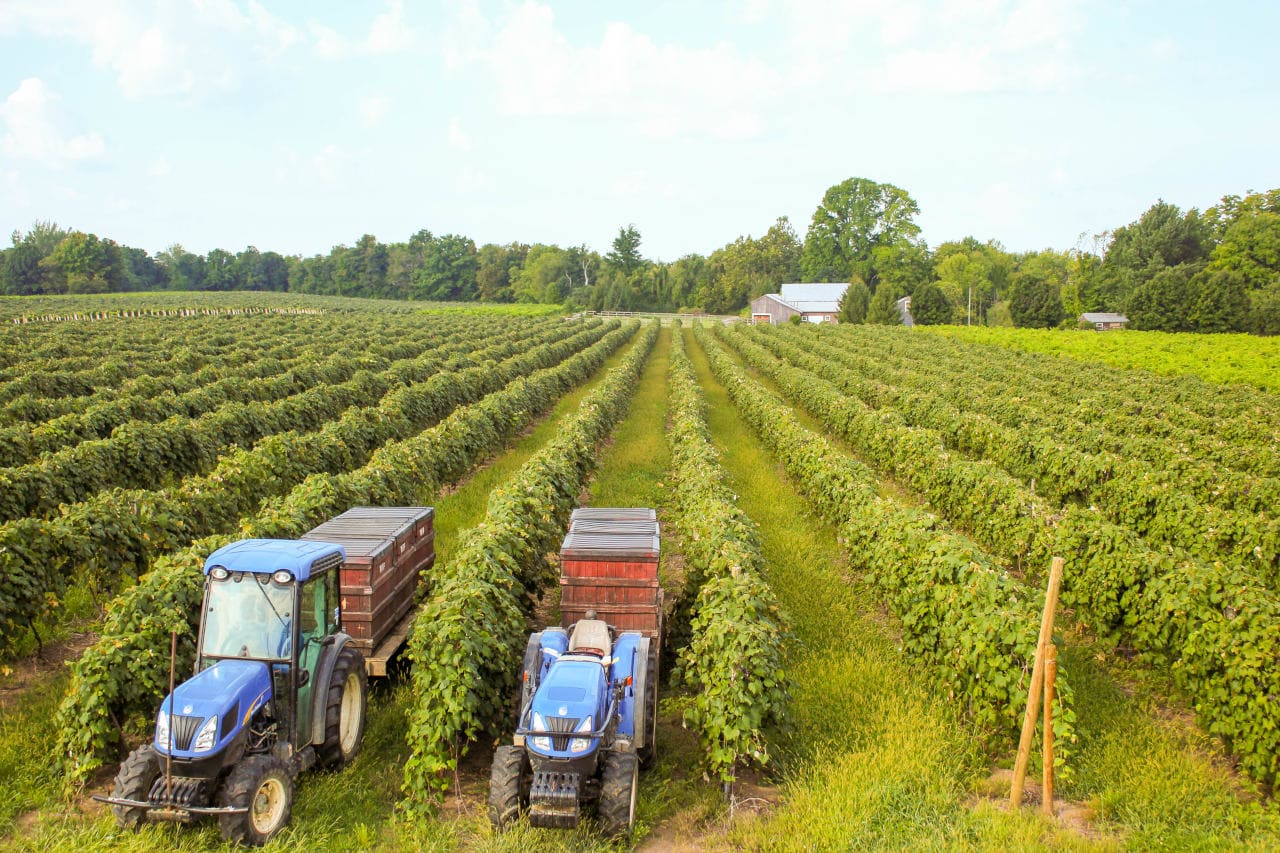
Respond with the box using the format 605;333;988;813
302;506;435;654
561;592;664;639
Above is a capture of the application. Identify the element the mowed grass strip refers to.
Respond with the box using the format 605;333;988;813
3;329;648;853
683;329;1102;851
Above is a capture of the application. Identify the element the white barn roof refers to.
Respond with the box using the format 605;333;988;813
778;283;848;314
1080;312;1129;324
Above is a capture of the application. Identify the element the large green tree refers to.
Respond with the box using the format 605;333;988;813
910;281;952;325
800;177;921;284
1126;263;1200;331
866;283;902;325
838;279;869;323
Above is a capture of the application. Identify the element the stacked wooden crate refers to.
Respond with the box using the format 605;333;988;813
302;506;435;656
559;507;662;640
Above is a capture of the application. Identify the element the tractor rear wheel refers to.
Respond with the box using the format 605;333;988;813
318;646;368;769
598;751;638;839
638;645;659;769
488;745;529;831
110;743;161;829
217;754;293;846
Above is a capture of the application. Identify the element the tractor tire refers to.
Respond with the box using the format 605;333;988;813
318;646;368;769
217;754;294;847
110;743;161;829
638;645;659;769
597;751;638;839
488;745;529;831
517;633;542;725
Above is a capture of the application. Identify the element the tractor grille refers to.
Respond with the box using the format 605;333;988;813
168;714;203;751
545;716;582;751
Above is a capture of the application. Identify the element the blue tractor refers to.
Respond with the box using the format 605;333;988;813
97;540;368;846
489;613;658;838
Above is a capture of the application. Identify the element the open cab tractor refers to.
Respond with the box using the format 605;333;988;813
489;615;659;838
95;539;369;846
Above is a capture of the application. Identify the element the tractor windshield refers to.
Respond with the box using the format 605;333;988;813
201;572;294;661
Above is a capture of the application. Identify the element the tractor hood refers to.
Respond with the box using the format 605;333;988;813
155;659;271;759
528;658;607;757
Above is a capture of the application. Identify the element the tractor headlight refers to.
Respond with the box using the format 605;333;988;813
193;715;218;752
569;716;593;753
155;710;170;750
530;712;550;751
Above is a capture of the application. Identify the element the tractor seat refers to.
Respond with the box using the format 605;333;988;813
568;619;611;658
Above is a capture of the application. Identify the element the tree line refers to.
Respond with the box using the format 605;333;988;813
4;178;1278;333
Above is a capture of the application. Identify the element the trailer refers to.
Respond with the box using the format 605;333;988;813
301;506;435;676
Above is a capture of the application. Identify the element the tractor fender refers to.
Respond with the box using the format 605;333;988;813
611;633;644;744
309;632;355;747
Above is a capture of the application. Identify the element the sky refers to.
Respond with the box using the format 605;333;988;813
1;0;1278;262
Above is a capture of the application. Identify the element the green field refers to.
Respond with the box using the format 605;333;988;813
1;296;1278;850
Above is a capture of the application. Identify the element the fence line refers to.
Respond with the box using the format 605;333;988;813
9;306;326;324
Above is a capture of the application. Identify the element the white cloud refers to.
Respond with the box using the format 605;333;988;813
1;78;105;166
1148;37;1178;62
774;0;1083;94
447;117;471;151
147;156;172;177
0;0;302;99
460;2;778;140
359;95;391;127
456;167;489;190
365;0;414;54
310;1;415;60
311;144;343;182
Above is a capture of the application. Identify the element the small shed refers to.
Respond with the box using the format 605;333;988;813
1080;312;1129;331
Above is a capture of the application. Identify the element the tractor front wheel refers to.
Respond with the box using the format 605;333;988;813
217;754;294;847
110;743;161;829
598;751;638;839
318;646;368;769
488;745;529;831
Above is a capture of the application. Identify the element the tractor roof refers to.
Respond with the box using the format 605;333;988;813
204;539;345;582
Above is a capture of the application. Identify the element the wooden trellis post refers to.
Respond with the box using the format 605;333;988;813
1010;556;1064;810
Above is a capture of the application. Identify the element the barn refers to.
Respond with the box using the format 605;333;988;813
751;283;848;324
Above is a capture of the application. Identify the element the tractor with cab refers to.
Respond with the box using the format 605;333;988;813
97;539;368;846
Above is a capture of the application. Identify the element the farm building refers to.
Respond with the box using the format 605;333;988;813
1080;312;1130;330
751;282;848;324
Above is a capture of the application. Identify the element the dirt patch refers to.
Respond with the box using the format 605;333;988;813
0;630;96;710
971;768;1110;843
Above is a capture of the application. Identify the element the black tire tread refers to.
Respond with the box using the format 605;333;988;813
216;753;293;847
488;745;525;830
598;751;638;839
110;744;160;829
318;645;367;769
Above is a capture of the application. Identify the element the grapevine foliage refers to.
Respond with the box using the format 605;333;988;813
666;323;789;784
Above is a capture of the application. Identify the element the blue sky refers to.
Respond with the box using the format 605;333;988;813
2;1;1278;262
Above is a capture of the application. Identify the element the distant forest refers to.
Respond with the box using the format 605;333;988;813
3;178;1278;334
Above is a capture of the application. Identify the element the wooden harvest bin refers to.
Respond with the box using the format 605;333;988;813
302;506;435;655
559;511;662;642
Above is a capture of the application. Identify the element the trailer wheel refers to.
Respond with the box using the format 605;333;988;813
217;754;294;847
318;646;367;769
598;752;638;839
110;743;160;829
638;645;659;769
488;745;529;831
